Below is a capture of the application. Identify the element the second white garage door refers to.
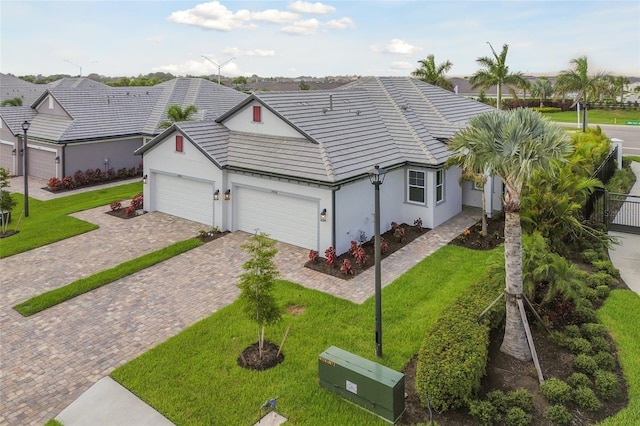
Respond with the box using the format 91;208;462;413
235;187;318;250
153;173;214;226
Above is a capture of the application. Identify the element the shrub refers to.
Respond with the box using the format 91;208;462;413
574;354;599;375
73;170;86;186
416;276;503;411
580;322;607;339
540;378;572;404
339;259;354;275
567;372;592;389
586;272;613;288
391;222;406;242
506;389;534;412
47;177;63;192
575;304;598;323
125;204;136;217
590;336;611;353
324;247;336;267
61;176;74;189
468;399;499;426
351;244;368;267
595;285;610;299
308;250;319;262
130;193;143;210
591;260;620;278
573;386;601;411
505;407;531;426
486;390;508;413
110;202;122;211
545;404;572;425
549;331;570;348
593;351;616;371
380;237;389;254
533;107;562;113
563;325;581;338
568;337;593;355
594;369;620;399
581;249;606;264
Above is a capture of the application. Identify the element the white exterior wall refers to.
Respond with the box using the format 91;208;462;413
141;131;222;225
461;174;504;217
227;172;333;252
223;101;304;139
433;167;463;227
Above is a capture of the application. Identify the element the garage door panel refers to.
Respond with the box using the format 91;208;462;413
28;149;56;179
0;145;15;174
153;174;214;226
235;187;318;250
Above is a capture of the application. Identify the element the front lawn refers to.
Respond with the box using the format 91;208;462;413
0;182;142;258
111;245;498;425
541;109;640;125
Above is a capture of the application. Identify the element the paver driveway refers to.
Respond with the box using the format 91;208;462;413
0;199;477;426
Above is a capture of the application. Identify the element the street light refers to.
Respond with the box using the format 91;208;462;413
368;164;387;357
202;56;235;85
22;120;30;217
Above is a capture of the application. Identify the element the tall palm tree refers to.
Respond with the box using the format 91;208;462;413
469;43;527;110
159;104;198;129
530;78;554;107
411;54;454;91
611;76;630;102
554;56;610;106
448;108;573;361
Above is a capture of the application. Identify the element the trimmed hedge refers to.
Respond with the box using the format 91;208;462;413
416;272;504;411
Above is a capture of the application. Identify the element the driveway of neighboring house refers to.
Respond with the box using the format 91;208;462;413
0;178;479;426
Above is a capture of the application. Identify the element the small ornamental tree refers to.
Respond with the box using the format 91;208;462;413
0;167;17;233
238;232;281;359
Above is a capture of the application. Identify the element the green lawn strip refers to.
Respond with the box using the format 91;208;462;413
625;155;640;163
1;182;142;258
14;238;202;316
597;289;640;425
111;245;498;426
541;109;640;125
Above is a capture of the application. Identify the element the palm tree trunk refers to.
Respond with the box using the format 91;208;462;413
496;84;502;110
499;205;532;361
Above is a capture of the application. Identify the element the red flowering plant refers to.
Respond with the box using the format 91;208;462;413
308;250;319;262
340;258;355;275
325;246;337;267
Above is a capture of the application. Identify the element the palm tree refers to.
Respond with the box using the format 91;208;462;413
411;54;454;91
611;76;630;102
554;56;610;106
530;78;554;107
448;108;573;361
1;97;23;107
469;43;527;110
159;104;198;129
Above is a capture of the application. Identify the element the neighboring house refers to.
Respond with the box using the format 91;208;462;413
136;77;503;255
0;75;247;179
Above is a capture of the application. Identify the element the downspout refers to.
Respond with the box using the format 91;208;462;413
331;186;340;248
62;144;67;177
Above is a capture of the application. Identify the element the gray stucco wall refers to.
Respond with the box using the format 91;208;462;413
63;138;143;177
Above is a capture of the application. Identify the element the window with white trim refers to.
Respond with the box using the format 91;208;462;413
408;170;426;204
252;105;262;122
436;169;445;203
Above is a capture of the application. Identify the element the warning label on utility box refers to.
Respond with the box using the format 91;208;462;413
346;380;358;394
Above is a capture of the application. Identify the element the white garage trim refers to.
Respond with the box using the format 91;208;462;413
234;185;319;250
152;172;215;226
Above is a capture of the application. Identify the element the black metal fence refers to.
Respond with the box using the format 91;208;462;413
583;145;619;222
607;194;640;235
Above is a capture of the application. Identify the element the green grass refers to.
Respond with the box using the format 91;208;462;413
111;245;499;425
597;289;640;425
1;182;142;258
541;109;640;125
625;155;640;163
14;238;203;316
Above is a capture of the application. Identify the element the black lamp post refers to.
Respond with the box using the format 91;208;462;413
368;164;387;357
22;120;30;217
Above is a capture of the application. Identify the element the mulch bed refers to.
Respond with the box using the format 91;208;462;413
106;208;142;219
398;214;629;425
238;341;284;371
304;224;430;279
197;231;230;243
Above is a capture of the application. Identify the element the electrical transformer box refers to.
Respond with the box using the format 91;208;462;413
318;346;405;423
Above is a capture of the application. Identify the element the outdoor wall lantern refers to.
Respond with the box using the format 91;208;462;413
12;148;16;156
224;189;231;201
320;208;327;222
143;175;148;184
55;156;60;164
214;189;220;200
19;149;24;156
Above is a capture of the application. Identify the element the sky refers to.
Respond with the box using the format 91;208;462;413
1;0;639;79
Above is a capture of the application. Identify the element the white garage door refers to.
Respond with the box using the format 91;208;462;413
28;148;56;179
0;144;15;174
153;173;214;226
235;187;318;250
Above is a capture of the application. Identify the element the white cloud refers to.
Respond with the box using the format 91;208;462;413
325;17;354;30
385;39;422;55
390;61;413;71
281;18;321;35
289;1;336;15
223;47;276;57
167;1;298;31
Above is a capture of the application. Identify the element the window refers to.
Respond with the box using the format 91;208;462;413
48;96;54;109
408;170;425;204
436;169;445;203
175;135;183;152
473;179;484;191
253;105;262;122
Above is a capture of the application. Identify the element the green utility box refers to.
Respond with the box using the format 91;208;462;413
318;346;405;423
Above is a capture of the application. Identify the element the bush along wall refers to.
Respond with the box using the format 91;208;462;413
416;271;505;412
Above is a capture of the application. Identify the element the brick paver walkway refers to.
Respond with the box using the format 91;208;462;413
0;180;479;425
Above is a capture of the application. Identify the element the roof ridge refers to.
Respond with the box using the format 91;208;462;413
408;78;453;125
317;141;336;182
378;78;437;164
